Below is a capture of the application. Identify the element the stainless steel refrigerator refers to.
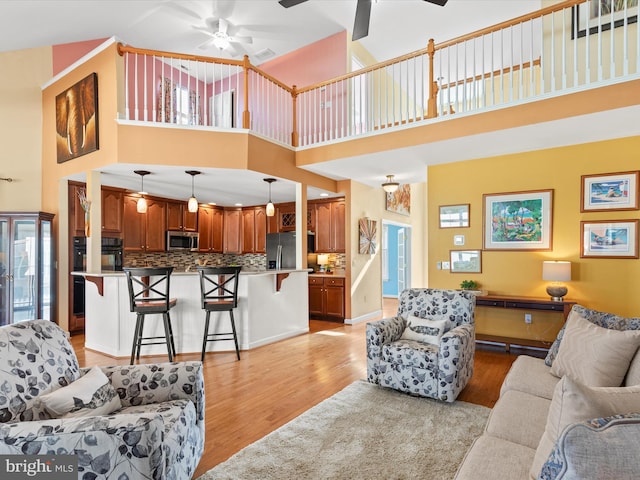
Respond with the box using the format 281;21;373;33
266;232;297;270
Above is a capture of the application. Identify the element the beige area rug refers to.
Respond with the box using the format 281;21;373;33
198;380;490;480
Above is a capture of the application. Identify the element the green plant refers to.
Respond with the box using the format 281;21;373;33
460;280;479;290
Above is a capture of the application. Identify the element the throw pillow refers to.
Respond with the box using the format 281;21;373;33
549;310;640;387
400;316;446;346
545;305;640;367
530;376;640;479
625;350;640;387
37;366;121;418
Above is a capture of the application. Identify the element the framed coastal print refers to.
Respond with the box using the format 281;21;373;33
581;171;639;212
572;0;638;39
56;72;99;163
450;250;482;273
385;184;411;216
439;204;470;228
483;189;553;251
580;219;639;258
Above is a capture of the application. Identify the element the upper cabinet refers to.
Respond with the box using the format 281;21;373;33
242;206;267;254
277;202;296;232
167;201;198;232
314;198;345;253
223;208;243;254
198;205;223;253
123;195;166;252
101;187;124;236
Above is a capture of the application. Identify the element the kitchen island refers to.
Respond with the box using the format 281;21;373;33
73;269;309;358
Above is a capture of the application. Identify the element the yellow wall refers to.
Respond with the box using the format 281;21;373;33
428;136;640;320
0;47;52;210
349;179;427;319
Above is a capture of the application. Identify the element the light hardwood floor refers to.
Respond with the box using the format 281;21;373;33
70;298;537;478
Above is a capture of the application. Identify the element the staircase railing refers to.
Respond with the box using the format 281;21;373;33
117;0;638;148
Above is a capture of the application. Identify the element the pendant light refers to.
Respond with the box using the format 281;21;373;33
134;170;150;213
382;174;399;193
263;178;277;217
186;170;201;213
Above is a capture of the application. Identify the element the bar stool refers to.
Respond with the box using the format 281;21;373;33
124;267;177;364
197;266;241;361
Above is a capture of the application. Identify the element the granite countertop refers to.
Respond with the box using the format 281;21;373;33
72;268;312;277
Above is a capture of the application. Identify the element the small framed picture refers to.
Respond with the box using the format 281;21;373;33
580;220;639;259
450;249;482;273
581;171;639;212
439;204;470;228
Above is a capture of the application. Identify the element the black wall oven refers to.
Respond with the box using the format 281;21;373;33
72;237;123;316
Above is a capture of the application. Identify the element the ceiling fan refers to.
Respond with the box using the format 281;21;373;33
278;0;449;41
193;16;253;56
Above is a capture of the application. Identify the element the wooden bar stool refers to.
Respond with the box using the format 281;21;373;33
124;267;177;364
197;266;241;361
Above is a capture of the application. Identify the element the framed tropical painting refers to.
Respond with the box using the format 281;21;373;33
581;220;639;258
483;189;553;251
581;171;639;212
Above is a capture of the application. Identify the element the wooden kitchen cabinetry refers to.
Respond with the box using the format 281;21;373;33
277;202;296;232
101;187;124;236
167;201;198;232
242;206;267;253
197;205;224;253
123;194;166;252
308;276;345;321
223;208;243;254
314;199;345;253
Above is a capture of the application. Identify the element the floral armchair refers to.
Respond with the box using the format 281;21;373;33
366;288;476;402
0;319;204;479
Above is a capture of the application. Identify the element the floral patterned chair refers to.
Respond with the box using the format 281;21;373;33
0;319;205;479
366;288;476;402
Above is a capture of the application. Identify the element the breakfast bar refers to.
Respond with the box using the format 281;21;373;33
73;269;310;357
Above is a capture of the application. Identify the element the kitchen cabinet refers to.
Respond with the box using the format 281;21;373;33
101;187;124;236
0;212;55;326
242;206;267;253
223;208;243;254
197;205;224;253
123;194;166;252
314;199;345;253
308;276;345;321
277;202;296;232
167;201;197;232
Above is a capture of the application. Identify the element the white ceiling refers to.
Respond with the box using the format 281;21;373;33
4;1;637;205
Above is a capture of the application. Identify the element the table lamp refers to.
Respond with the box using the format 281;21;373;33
542;261;571;301
317;254;329;273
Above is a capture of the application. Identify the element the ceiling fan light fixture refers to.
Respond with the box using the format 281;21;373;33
382;174;399;193
213;33;230;50
134;170;150;213
186;170;202;213
264;178;277;217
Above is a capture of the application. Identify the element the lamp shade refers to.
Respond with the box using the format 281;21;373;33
266;201;275;217
188;196;198;213
136;196;147;214
382;175;399;193
317;254;329;266
542;261;571;282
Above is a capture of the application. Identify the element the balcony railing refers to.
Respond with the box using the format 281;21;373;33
118;0;639;148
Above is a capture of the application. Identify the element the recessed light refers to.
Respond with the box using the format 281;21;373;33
320;193;329;197
208;202;217;206
235;203;243;207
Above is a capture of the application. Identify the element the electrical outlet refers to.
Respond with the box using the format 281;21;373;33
442;261;450;270
524;313;532;324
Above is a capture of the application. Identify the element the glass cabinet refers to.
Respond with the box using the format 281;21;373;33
0;212;55;326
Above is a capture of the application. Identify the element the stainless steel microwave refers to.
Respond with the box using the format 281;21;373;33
166;231;199;251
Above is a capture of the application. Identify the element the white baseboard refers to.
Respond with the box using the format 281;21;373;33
344;309;382;325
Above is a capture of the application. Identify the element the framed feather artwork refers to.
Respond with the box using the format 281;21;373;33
359;218;378;254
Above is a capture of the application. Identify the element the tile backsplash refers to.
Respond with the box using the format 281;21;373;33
124;251;266;271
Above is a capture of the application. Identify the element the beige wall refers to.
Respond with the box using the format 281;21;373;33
0;47;52;211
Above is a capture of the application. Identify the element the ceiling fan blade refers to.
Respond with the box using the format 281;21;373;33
197;37;217;50
352;0;372;41
212;0;236;19
278;0;308;7
219;17;229;34
423;0;449;6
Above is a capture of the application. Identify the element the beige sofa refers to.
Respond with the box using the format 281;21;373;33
455;305;640;480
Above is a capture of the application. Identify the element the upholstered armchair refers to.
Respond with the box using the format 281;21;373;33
0;319;204;480
367;288;476;402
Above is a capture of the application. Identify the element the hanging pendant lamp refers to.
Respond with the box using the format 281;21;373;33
134;170;150;213
263;178;277;216
186;170;201;213
382;174;399;193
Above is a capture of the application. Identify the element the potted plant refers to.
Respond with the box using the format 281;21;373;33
460;280;479;290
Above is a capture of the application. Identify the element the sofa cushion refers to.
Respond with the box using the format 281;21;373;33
37;366;122;418
545;305;640;367
400;315;446;345
455;434;535;480
500;355;559;400
530;376;640;479
538;413;640;480
549;311;640;387
486;390;551;449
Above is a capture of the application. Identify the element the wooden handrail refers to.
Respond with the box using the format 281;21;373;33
117;43;244;67
247;65;294;93
435;0;583;50
439;58;542;90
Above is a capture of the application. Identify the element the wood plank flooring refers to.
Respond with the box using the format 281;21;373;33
70;298;542;478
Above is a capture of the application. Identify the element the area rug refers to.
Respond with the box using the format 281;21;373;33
198;380;490;480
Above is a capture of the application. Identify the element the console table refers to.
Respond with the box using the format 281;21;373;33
475;294;576;351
